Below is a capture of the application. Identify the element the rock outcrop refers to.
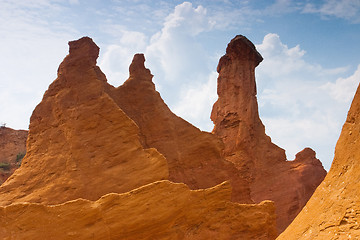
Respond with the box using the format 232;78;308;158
0;35;329;237
211;35;327;232
0;180;277;240
104;53;252;203
277;83;360;239
0;127;27;184
0;37;168;205
0;37;278;239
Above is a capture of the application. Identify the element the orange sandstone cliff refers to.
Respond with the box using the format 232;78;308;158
0;37;168;205
0;127;27;184
211;35;327;232
277;83;360;239
0;37;278;239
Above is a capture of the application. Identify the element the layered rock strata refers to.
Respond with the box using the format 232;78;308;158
0;181;277;240
0;37;168;205
0;127;27;184
277;83;360;239
211;35;327;232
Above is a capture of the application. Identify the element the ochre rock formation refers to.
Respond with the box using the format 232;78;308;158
0;181;277;240
0;127;27;184
104;53;252;203
0;37;278;239
277;83;360;239
211;35;327;232
0;37;168;205
0;35;328;237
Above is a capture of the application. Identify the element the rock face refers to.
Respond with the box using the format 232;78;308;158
0;37;278;239
211;35;327;232
0;37;168;205
0;180;277;240
277;83;360;239
104;53;252;203
0;127;27;184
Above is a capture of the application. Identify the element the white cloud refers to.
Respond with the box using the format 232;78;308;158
162;2;214;36
322;64;360;102
256;33;306;78
255;33;357;170
98;45;135;87
256;33;347;80
144;2;217;108
98;28;148;86
172;71;218;131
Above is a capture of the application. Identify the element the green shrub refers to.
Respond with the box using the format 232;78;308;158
0;162;10;171
16;152;25;165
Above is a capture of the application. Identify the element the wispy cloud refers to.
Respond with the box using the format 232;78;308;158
322;64;360;102
303;0;360;23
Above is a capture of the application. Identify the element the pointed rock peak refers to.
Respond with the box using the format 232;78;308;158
67;36;99;65
217;35;263;72
129;53;153;80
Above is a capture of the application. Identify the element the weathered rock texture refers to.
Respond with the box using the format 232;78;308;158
0;127;27;184
211;35;327;232
0;37;278;239
0;180;277;240
277;83;360;240
0;37;168;205
104;53;252;203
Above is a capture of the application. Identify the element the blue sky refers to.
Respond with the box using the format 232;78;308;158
1;0;360;170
